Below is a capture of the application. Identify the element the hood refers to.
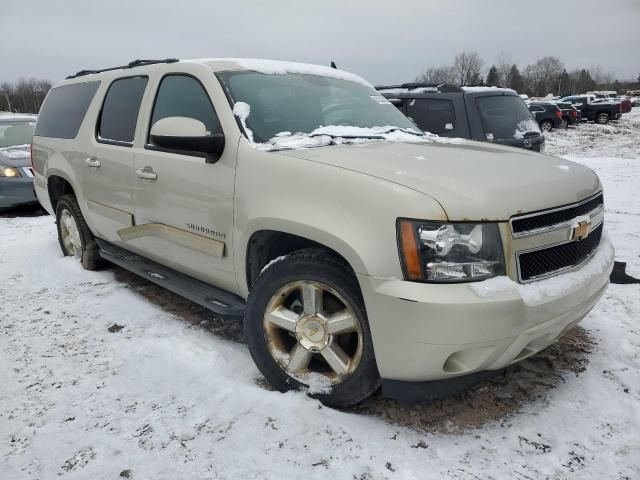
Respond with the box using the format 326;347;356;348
0;145;30;168
277;140;600;221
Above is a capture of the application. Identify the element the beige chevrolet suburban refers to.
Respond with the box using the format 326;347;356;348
32;58;614;406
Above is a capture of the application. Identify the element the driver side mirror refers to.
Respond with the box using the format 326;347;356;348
149;117;225;163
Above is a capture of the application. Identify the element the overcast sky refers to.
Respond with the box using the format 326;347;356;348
3;0;639;85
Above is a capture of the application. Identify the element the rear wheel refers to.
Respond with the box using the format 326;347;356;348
540;120;553;132
561;117;569;128
596;112;610;124
244;248;380;407
55;194;103;270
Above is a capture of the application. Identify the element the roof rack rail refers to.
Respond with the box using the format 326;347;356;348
375;82;464;93
66;58;179;79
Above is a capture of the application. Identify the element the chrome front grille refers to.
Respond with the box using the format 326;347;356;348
511;192;603;238
517;223;603;282
510;192;604;283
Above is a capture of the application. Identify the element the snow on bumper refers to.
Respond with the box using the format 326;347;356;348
357;236;614;382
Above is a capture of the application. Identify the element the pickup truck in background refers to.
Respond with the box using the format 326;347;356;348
378;84;545;152
561;95;622;124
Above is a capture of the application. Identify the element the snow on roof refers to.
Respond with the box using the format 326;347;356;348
0;112;37;121
187;58;373;88
461;86;516;93
377;86;439;94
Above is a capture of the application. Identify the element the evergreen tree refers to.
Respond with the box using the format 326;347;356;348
486;65;499;86
576;69;596;93
508;64;524;93
559;69;571;96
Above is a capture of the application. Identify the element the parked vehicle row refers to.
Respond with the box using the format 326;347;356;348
25;58;613;406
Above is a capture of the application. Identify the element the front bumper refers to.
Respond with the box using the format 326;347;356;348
358;237;614;382
0;176;38;209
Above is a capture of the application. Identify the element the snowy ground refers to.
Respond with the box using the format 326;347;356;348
1;111;639;479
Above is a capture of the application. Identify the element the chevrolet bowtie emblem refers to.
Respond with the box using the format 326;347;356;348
573;220;591;240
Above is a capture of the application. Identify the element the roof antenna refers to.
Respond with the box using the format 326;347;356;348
330;61;337;69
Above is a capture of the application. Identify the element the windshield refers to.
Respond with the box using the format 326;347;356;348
475;95;540;140
217;71;421;143
0;120;36;148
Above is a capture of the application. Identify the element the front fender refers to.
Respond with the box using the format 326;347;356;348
233;143;447;295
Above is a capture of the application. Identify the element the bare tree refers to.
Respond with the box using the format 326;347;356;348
416;65;457;84
452;51;484;85
523;56;565;96
0;78;52;113
0;82;13;112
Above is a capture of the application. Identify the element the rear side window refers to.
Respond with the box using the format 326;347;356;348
34;81;100;139
149;75;221;137
97;76;148;144
406;98;456;134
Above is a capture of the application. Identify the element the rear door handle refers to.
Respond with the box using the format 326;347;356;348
136;167;157;180
86;156;101;168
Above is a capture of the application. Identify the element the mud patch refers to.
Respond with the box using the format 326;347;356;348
349;326;595;432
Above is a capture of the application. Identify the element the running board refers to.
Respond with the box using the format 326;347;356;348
96;239;245;317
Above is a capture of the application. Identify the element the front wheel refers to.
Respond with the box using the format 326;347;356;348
55;194;103;270
596;112;610;124
244;249;380;407
540;120;553;132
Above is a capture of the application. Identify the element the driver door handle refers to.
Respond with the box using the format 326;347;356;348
85;156;101;168
136;166;157;181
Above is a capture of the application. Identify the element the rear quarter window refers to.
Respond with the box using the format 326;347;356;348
406;98;456;134
34;81;100;139
97;76;148;145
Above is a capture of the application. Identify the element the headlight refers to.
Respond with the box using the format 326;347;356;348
397;220;505;282
0;166;21;178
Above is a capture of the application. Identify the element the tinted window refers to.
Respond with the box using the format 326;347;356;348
529;105;544;112
150;75;220;137
98;76;148;144
406;98;456;134
476;95;540;140
34;81;100;139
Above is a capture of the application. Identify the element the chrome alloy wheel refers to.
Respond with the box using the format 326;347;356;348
60;209;82;258
263;280;364;386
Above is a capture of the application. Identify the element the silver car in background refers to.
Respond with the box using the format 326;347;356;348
0;113;38;209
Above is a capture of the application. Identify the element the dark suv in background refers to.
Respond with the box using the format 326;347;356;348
378;84;545;152
527;102;564;131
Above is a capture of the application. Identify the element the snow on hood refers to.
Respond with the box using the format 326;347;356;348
234;123;466;152
513;119;542;139
192;58;373;88
276;139;601;221
0;144;30;167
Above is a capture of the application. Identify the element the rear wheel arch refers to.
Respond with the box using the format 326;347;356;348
48;175;75;211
